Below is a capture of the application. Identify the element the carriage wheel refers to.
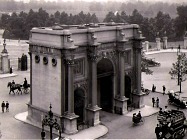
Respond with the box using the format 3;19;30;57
132;117;145;126
22;88;30;94
140;117;145;124
25;88;30;94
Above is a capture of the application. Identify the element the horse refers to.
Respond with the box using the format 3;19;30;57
7;82;22;95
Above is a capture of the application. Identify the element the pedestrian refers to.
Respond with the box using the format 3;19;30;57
163;85;166;95
155;124;161;139
156;97;159;108
164;106;168;112
152;97;155;107
5;101;9;112
154;85;156;92
1;101;5;113
9;67;13;74
152;84;155;92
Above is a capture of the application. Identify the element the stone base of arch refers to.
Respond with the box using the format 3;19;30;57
114;96;128;115
132;92;145;108
86;105;101;126
63;113;79;134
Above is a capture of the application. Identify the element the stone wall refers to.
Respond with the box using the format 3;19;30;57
32;53;61;114
143;41;185;51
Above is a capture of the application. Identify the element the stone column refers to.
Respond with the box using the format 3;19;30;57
86;45;101;126
132;41;145;108
156;38;161;50
119;51;125;99
66;58;75;114
114;27;129;115
114;50;128;115
132;29;145;108
162;36;168;49
86;29;101;126
63;56;78;134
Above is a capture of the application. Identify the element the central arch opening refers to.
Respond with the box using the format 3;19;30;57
97;58;114;112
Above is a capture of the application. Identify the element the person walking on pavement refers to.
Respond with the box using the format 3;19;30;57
156;97;159;108
6;101;9;112
152;97;155;107
152;84;156;92
1;101;5;113
163;85;166;95
155;124;161;139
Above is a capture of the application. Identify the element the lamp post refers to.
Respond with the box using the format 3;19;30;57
177;45;182;93
2;38;7;53
41;104;63;140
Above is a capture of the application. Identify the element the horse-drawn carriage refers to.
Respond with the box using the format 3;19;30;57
132;112;144;125
7;81;30;95
156;109;186;139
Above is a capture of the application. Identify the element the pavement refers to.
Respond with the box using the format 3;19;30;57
0;73;18;79
1;48;186;139
15;105;158;139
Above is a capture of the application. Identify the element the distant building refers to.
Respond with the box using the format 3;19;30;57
27;23;144;134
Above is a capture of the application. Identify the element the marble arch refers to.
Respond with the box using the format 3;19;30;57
27;23;145;134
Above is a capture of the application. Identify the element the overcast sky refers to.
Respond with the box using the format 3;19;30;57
13;0;186;3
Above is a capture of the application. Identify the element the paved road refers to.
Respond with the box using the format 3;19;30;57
0;70;57;139
0;70;37;139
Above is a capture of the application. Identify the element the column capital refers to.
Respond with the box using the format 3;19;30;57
87;52;98;62
117;49;125;55
64;55;76;65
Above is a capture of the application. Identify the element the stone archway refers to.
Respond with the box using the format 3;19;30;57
97;58;114;112
125;75;131;104
74;88;85;124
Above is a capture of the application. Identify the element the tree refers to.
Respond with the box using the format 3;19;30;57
129;9;144;24
174;5;187;40
169;53;187;83
103;11;115;23
154;11;174;39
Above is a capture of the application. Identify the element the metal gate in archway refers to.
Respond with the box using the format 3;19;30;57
74;88;85;124
125;75;131;104
97;58;114;112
